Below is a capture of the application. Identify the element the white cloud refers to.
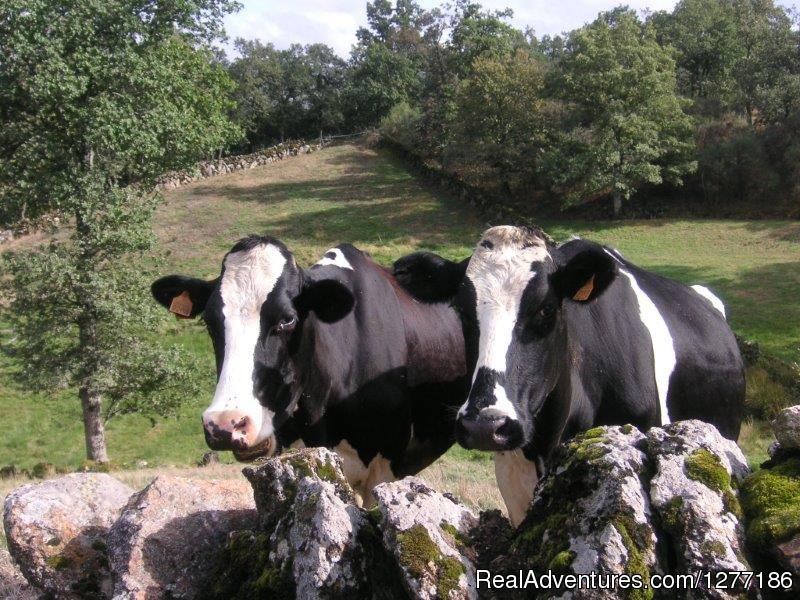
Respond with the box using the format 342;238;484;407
223;1;796;59
223;0;363;57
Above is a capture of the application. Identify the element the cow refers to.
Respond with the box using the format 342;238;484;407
393;225;745;525
151;236;467;505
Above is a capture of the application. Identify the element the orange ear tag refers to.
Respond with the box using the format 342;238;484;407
169;291;194;319
572;275;595;302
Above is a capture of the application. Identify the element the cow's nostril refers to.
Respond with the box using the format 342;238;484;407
233;416;250;431
494;418;513;439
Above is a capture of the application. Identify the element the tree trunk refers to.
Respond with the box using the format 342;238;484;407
74;177;109;464
613;189;623;216
80;387;108;462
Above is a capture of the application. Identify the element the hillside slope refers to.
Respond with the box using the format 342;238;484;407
0;141;797;472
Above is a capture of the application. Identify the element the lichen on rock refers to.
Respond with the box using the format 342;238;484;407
503;425;657;600
374;477;477;599
647;420;754;599
3;473;133;599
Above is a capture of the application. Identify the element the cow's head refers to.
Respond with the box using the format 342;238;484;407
151;236;354;460
394;226;616;452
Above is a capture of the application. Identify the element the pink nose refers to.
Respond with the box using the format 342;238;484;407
202;410;254;451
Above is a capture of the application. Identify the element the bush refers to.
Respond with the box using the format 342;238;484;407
744;358;800;420
696;118;781;206
379;102;423;154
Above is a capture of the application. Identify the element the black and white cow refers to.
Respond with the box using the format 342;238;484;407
151;236;467;504
393;225;745;524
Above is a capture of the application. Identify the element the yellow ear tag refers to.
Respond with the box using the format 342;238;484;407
169;291;194;318
572;275;595;302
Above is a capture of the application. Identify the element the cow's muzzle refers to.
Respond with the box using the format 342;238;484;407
456;413;523;451
202;410;255;452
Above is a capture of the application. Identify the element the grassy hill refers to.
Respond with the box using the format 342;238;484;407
1;141;797;476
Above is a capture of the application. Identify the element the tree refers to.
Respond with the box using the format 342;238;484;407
417;1;528;157
552;9;696;215
649;0;743;115
345;35;424;128
228;41;347;147
304;44;348;137
345;0;434;128
446;50;551;192
0;0;241;462
732;0;800;125
227;39;284;148
446;1;527;78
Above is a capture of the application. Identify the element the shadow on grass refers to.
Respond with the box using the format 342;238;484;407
248;198;474;251
742;221;800;243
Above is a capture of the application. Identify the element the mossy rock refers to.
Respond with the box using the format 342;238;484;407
436;555;465;598
397;523;466;598
684;448;732;493
205;530;295;600
284;451;350;492
659;496;685;535
548;550;575;573
611;514;654;600
741;457;800;554
45;553;72;570
397;524;442;579
440;521;469;550
357;511;408;600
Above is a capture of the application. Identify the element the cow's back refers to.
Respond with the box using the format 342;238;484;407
620;261;745;439
308;246;466;478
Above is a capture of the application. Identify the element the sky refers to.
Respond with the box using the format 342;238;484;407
222;1;679;58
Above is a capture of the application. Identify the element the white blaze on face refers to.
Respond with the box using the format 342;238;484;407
203;243;288;445
460;226;551;418
314;248;353;270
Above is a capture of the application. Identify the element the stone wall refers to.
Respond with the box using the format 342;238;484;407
0;140;325;246
4;413;799;599
155;140;324;190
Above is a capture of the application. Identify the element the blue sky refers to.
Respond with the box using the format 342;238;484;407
222;1;678;57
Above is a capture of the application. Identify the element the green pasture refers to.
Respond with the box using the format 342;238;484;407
0;142;797;472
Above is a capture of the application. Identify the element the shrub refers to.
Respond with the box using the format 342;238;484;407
379;102;423;154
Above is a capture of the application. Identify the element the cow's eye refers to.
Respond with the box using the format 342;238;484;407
538;302;556;319
274;316;297;333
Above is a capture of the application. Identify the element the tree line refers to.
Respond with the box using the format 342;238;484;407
225;0;800;215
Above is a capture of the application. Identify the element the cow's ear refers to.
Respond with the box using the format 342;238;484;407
294;279;355;324
151;275;215;318
551;246;617;303
393;251;469;303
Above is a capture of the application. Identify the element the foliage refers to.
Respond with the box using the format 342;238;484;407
2;228;199;423
549;9;696;213
344;1;434;129
695;117;780;205
379;102;423;152
336;0;800;215
650;0;743;114
345;42;424;130
227;40;347;148
0;0;241;461
445;50;550;191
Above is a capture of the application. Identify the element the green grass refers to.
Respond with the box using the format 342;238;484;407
0;141;796;473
